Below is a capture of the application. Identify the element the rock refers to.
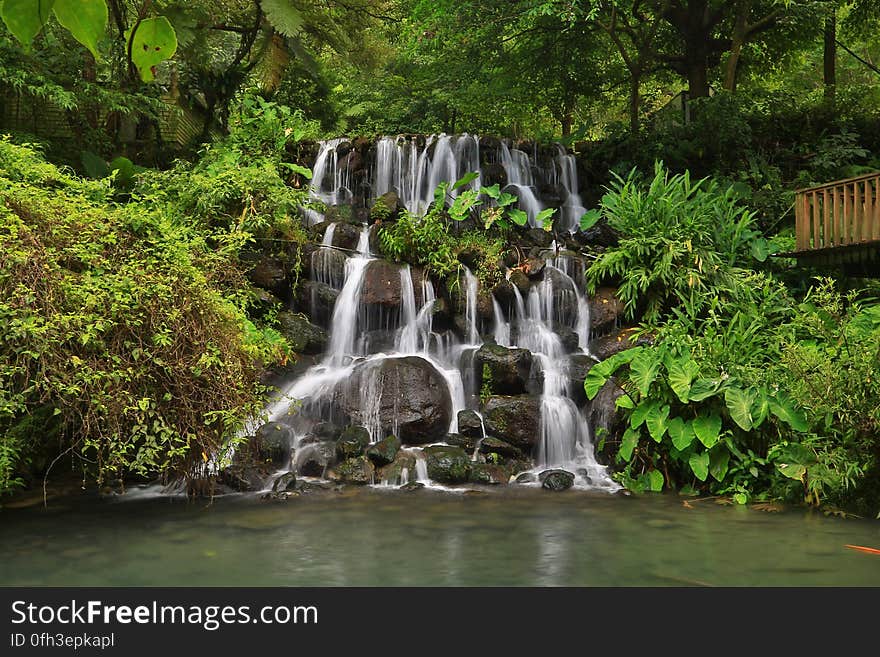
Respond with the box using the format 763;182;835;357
514;471;538;484
480;162;507;187
478;436;524;461
481;396;541;451
295;441;337;477
365;435;401;466
469;463;510;485
272;472;297;493
457;410;484;440
376;451;416;485
443;433;478;452
336;425;371;460
360;260;425;308
568;353;599;406
328;221;362;251
400;481;424;491
276;311;328;355
524;228;553;248
294;281;340;328
457;247;482;271
328;456;374;485
508;269;530;294
425;445;472;484
492;279;516;307
589;287;625;335
249;288;283;320
539;469;575;491
371;191;400;221
522;256;546;278
309;245;347;289
578;217;619;248
475;343;533;395
255;422;292;465
538;183;569;209
313;422;342;441
587;379;626;463
336;356;452;444
247;256;289;298
589;327;654;361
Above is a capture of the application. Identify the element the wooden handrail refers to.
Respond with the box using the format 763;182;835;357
795;172;880;251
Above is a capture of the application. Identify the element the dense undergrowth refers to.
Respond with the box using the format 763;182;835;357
0;99;317;495
584;164;880;516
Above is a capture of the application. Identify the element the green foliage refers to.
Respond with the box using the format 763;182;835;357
586;162;765;322
0;139;286;495
379;206;459;280
127;16;178;83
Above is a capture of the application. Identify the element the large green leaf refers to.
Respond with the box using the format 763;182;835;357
645;404;670;442
128;17;178;82
618;427;640;461
630;350;661;397
452;171;479;190
724;387;754;431
1;0;55;47
630;400;656;429
261;0;303;37
665;355;701;403
689;451;709;482
480;184;500;199
709;446;730;482
667;417;695;451
777;463;806;482
688;378;721;402
751;387;771;428
508;208;529;226
647;469;664;492
692;414;722;449
579;208;602;231
53;0;106;59
535;207;556;231
496;192;518;208
583;348;642;400
769;391;809;432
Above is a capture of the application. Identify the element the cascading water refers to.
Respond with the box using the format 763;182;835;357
262;134;617;491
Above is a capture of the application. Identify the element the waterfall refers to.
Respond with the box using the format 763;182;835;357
325;227;373;366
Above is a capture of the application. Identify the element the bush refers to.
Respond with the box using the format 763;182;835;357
0;139;286;494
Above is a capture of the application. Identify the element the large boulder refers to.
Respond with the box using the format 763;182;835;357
336;425;371;460
276;311;328;355
539;469;575;491
586;379;626;464
443;433;478;453
247;256;289;299
478;436;524;461
329;221;363;251
294;280;340;327
469;463;511;485
294;441;337;477
360;260;426;308
589;326;653;361
568;353;598;406
376;451;417;486
475;343;533;395
456;410;484;440
424;445;472;484
366;435;401;466
336;356;452;444
481;395;541;451
327;456;374;485
254;422;293;465
589;287;625;336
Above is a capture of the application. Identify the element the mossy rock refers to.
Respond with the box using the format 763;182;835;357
329;457;374;485
336;425;371;460
425;445;472;484
366;435;401;466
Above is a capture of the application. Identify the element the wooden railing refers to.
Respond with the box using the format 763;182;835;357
795;172;880;251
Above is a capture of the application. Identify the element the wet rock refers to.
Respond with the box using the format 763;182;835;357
360;260;426;308
365;435;401;466
247;256;289;298
457;410;484;440
337;356;452;444
481;162;507;187
249;288;284;320
328;221;362;251
255;422;293;465
295;441;337;477
294;281;339;327
589;287;625;335
524;228;554;248
276;311;328;355
578;217;619;248
425;445;472;484
514;471;538;484
589;327;653;361
400;481;425;491
328;456;374;485
443;433;478;452
272;472;297;493
478;437;524;461
371;191;401;221
492;279;516;307
475;343;533;395
314;422;342;441
336;426;371;460
376;451;416;485
587;379;626;463
568;353;599;406
508;269;531;294
539;469;575;491
522;256;546;278
469;463;510;485
482;395;541;451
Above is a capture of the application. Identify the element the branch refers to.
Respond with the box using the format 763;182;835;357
836;38;880;77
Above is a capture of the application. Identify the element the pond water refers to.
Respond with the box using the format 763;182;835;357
1;487;878;586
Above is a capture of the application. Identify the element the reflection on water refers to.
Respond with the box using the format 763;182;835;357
1;488;879;586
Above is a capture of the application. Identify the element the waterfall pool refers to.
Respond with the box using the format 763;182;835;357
2;487;878;586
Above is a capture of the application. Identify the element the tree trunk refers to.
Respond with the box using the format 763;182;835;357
629;72;641;135
687;57;710;99
824;11;836;109
724;0;750;91
561;112;572;137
